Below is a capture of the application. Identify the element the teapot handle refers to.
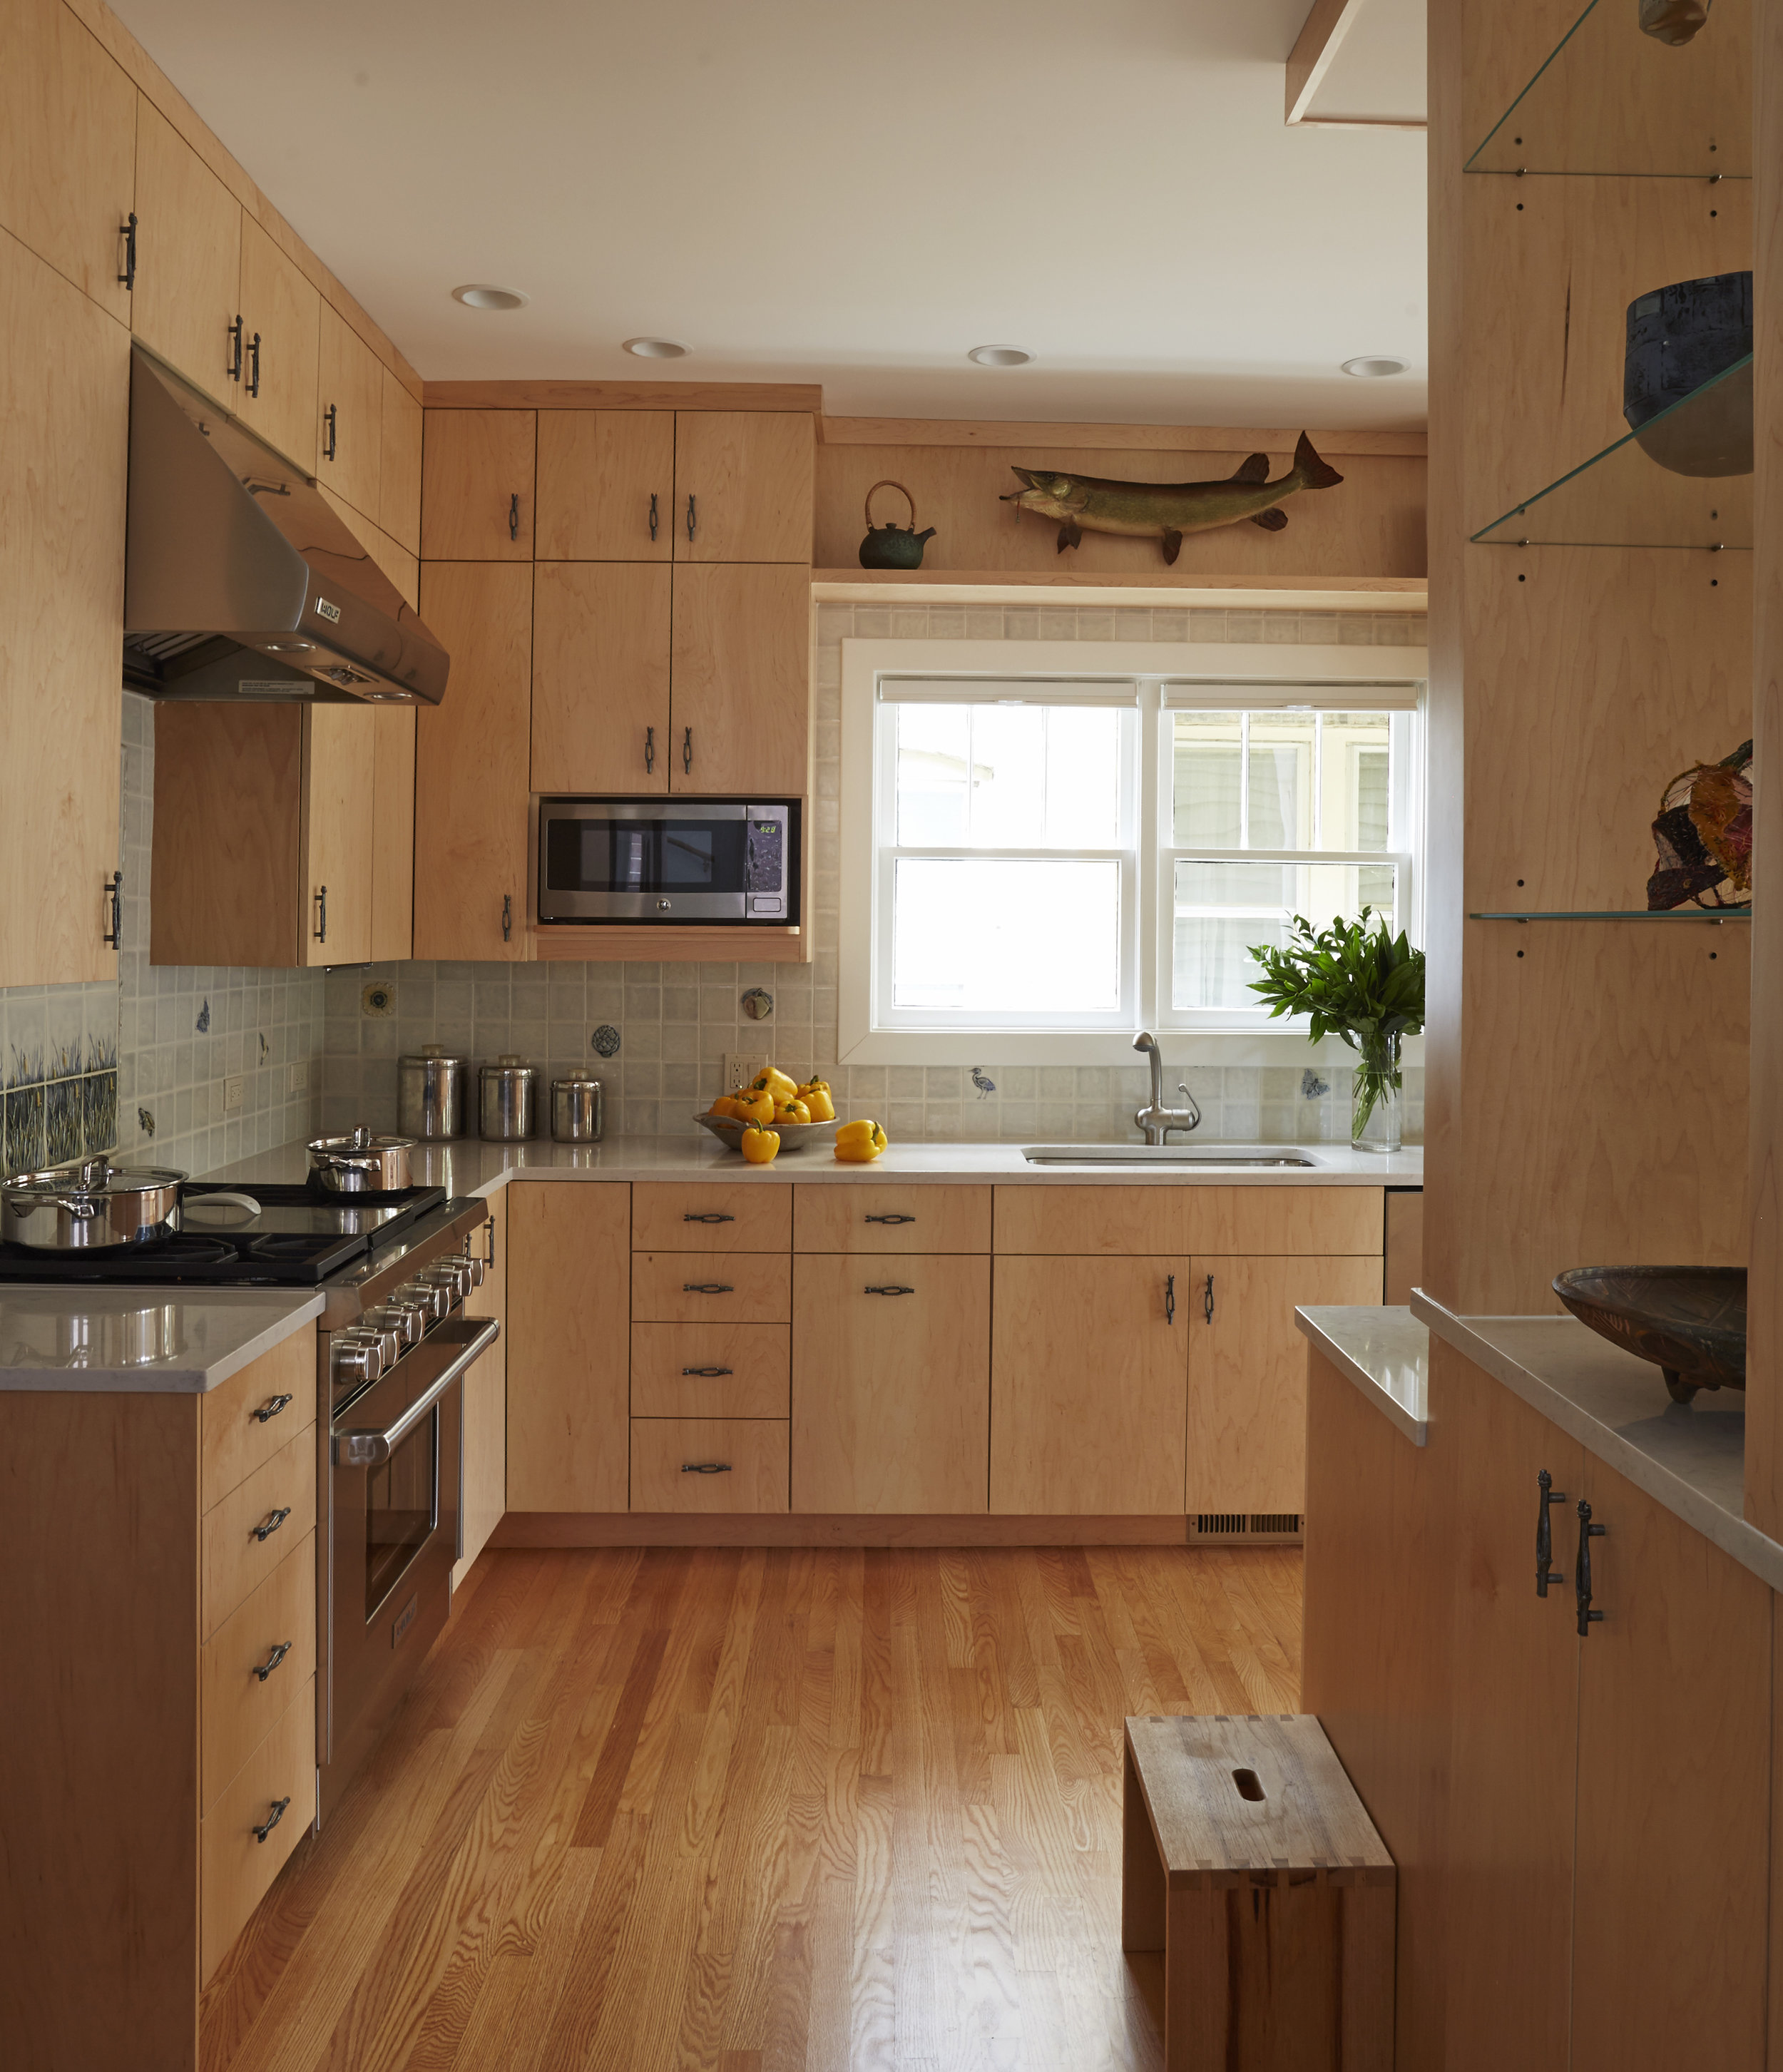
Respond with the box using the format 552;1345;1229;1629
864;479;917;529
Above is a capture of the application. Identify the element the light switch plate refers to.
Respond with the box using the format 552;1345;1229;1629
223;1076;243;1113
723;1052;768;1094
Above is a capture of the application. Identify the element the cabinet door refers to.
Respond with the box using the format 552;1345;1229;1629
131;98;240;409
536;410;674;560
669;563;809;796
506;1183;630;1513
379;369;422;556
421;409;535;559
1187;1252;1383;1516
301;705;374;966
456;1191;508;1583
315;302;383;518
369;703;415;962
0;0;136;321
1434;1342;1581;2072
236;215;320;470
1570;1455;1769;2072
792;1254;990;1513
414;562;531;960
0;233;128;986
531;562;671;794
990;1255;1189;1515
673;411;813;562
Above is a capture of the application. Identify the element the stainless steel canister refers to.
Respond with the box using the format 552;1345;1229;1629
397;1045;468;1139
551;1072;604;1143
479;1054;540;1140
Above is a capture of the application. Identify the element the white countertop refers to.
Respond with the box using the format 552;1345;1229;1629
0;1286;322;1394
203;1133;1424;1198
1412;1289;1783;1593
1296;1305;1428;1445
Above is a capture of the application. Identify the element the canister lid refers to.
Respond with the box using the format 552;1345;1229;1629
483;1055;537;1078
403;1046;464;1067
553;1071;603;1086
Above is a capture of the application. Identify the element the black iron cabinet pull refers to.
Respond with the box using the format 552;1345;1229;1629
645;725;655;774
252;1640;294;1683
683;1461;731;1475
1575;1499;1605;1636
509;491;520;541
865;1284;915;1297
313;885;327;943
228;313;244;382
252;1797;291;1843
649;491;659;541
1202;1275;1215;1325
685;491;697;542
246;330;261;398
1165;1273;1176;1325
1536;1468;1568;1596
864;1213;915;1225
683;1211;736;1223
683;727;693;775
252;1392;295;1426
683;1366;733;1378
102;870;123;947
502;892;513;943
118;211;137;290
684;1282;734;1295
252;1505;292;1544
322;402;337;461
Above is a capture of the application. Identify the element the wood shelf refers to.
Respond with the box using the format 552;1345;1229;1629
812;570;1428;606
530;924;809;964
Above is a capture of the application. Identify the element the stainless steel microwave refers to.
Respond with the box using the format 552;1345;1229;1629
537;798;800;924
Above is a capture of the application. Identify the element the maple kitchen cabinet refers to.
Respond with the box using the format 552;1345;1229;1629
672;409;814;561
315;299;384;519
531;560;673;793
536;408;675;559
130;98;240;411
235;215;320;471
456;1191;508;1585
421;407;536;558
379;368;424;556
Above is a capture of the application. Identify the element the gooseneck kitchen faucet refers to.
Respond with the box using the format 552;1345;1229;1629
1133;1031;1202;1145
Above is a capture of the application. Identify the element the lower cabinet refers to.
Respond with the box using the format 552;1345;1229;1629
630;1417;790;1512
792;1254;991;1512
455;1193;506;1584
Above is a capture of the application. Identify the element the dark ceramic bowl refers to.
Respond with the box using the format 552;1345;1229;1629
1624;271;1753;476
1553;1265;1746;1405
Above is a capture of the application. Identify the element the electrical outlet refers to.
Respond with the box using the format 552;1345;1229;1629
223;1076;244;1113
723;1052;769;1094
289;1060;309;1093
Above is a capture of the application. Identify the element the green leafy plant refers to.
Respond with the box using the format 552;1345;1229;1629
1247;909;1426;1137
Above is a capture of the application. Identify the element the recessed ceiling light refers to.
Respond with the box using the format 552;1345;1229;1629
969;344;1033;368
451;284;529;311
623;337;690;359
1342;355;1410;378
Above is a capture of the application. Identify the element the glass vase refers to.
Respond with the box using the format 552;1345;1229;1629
1351;1035;1404;1153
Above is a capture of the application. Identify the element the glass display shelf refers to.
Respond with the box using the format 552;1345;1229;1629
1467;0;1750;178
1471;907;1749;921
1471;354;1751;548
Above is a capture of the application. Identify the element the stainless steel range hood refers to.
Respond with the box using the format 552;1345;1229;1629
123;346;449;705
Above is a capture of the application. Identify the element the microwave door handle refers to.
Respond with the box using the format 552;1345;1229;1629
333;1317;499;1469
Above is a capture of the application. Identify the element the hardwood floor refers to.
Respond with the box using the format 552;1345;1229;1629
201;1544;1302;2071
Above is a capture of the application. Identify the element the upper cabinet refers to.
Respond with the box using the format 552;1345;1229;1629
536;410;675;560
0;0;137;323
421;409;535;559
672;412;813;562
668;565;809;795
235;215;320;470
131;100;240;411
315;302;383;519
379;369;423;556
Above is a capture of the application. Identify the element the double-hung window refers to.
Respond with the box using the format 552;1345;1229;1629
840;640;1426;1065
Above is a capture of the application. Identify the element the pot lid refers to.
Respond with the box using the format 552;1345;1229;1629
308;1128;415;1156
4;1156;186;1198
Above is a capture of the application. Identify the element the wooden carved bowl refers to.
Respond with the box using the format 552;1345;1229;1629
1552;1265;1747;1405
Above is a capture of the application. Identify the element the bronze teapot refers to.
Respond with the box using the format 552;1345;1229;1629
858;479;936;569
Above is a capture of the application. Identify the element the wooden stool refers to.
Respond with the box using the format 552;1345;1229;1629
1122;1713;1395;2071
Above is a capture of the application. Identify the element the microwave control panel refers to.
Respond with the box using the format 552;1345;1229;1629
745;811;785;894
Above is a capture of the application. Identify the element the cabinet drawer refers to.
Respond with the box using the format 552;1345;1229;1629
202;1425;317;1639
632;1252;790;1324
630;1322;790;1418
631;1181;791;1253
793;1183;991;1254
630;1419;790;1513
201;1531;316;1816
200;1675;315;1983
992;1183;1385;1256
200;1327;317;1511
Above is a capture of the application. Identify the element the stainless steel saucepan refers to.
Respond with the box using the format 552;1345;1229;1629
1;1157;188;1250
306;1126;414;1194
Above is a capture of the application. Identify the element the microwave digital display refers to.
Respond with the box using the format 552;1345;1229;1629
537;798;799;927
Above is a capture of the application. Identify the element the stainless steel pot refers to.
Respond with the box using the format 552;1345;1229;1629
0;1157;187;1250
307;1127;414;1193
480;1055;539;1141
551;1072;604;1143
397;1046;468;1140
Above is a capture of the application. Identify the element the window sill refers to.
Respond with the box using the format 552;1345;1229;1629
839;1030;1426;1070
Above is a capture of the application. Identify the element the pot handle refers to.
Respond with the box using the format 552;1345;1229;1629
864;479;917;529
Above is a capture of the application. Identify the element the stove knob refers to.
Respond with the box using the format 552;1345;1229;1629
463;1252;487;1289
332;1327;388;1387
395;1278;451;1323
419;1260;472;1303
365;1300;425;1349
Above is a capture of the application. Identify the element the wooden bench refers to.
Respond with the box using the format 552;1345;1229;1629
1123;1713;1395;2071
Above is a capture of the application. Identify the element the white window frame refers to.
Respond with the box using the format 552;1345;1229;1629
839;639;1429;1068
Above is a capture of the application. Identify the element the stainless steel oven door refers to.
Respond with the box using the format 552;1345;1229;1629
537;798;797;923
320;1313;498;1822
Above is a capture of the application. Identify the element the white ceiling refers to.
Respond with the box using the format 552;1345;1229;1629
111;0;1427;428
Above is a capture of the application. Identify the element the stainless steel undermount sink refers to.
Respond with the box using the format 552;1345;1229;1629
1021;1143;1324;1168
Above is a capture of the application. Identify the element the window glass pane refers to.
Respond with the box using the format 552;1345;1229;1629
1171;711;1243;845
895;703;1122;849
1321;712;1394;851
894;705;972;845
892;858;1122;1013
1171;857;1400;1010
1247;712;1316;848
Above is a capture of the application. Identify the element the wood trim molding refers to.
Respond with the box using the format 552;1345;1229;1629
812;571;1429;605
491;1511;1196;1548
423;379;824;412
820;417;1426;457
530;924;808;964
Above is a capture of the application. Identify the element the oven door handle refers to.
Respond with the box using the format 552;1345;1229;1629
332;1317;500;1469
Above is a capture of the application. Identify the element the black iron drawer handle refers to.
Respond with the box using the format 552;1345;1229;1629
864;1213;915;1225
314;884;327;943
683;1365;734;1377
509;490;520;541
686;491;697;541
649;491;659;541
118;210;138;290
865;1284;915;1297
1536;1468;1568;1596
252;1797;291;1844
251;1506;292;1543
1575;1499;1605;1636
683;1212;736;1224
683;1461;732;1475
322;402;337;461
228;313;244;382
1165;1272;1176;1325
683;725;693;775
645;725;655;773
103;870;123;947
1202;1274;1215;1325
246;330;261;398
252;1640;294;1683
683;1282;734;1294
252;1392;295;1425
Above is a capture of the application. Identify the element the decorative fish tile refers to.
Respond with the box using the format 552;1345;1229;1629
6;1084;44;1176
44;1078;82;1164
83;1071;118;1157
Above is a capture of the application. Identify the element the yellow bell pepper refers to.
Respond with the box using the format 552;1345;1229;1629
740;1122;781;1165
797;1078;836;1122
749;1065;799;1105
708;1094;742;1118
735;1088;775;1125
775;1097;812;1126
834;1119;888;1163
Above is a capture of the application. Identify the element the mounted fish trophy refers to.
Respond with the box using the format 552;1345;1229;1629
1001;433;1344;564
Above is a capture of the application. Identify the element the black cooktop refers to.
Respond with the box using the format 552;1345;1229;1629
0;1180;449;1287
